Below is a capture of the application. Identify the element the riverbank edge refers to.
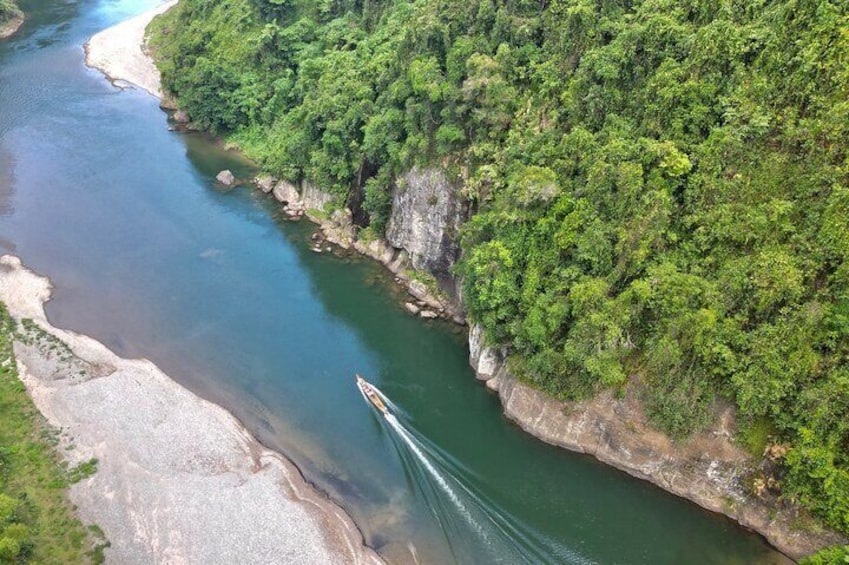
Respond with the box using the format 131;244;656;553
0;254;383;564
472;326;846;561
91;3;842;560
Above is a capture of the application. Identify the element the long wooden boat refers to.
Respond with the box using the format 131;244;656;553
355;374;389;416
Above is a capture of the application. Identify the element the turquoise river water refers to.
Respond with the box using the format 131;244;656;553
0;0;791;563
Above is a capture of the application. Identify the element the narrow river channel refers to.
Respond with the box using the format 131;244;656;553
0;0;789;562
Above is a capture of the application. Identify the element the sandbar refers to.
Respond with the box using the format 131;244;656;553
84;1;175;98
0;255;382;564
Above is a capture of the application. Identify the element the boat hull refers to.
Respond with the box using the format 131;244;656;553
356;375;389;416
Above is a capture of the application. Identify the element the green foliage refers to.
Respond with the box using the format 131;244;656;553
739;417;777;458
801;545;849;565
362;174;392;233
0;304;105;563
150;0;849;535
68;459;99;485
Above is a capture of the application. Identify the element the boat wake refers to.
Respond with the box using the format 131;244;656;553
360;378;595;565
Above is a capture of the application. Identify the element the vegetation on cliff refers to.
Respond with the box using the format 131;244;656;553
0;305;106;563
149;0;849;541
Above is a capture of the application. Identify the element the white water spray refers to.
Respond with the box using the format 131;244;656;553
361;380;595;565
385;413;490;542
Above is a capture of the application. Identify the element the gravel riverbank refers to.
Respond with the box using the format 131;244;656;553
0;255;382;564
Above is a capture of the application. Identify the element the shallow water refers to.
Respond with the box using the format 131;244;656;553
0;1;790;562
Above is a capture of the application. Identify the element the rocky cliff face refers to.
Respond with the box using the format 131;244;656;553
385;166;464;290
468;324;845;560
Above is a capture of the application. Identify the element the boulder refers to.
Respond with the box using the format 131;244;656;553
420;310;439;319
320;208;356;249
273;181;301;206
354;238;397;266
255;175;276;193
404;302;420;315
216;170;236;186
386;250;409;275
159;96;179;111
408;280;430;302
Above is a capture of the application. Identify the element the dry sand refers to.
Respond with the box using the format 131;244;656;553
0;255;382;564
84;1;176;98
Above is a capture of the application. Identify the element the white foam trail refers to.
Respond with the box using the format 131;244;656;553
385;414;490;542
374;385;596;565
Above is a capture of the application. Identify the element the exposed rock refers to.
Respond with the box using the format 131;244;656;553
386;249;410;275
353;238;396;266
419;310;438;319
273;181;300;205
255;175;276;193
216;170;235;186
404;279;445;314
407;280;430;302
285;177;466;322
467;324;846;560
386;166;464;282
404;303;420;315
468;324;504;380
173;109;190;124
381;166;467;322
159;95;179;111
301;181;335;212
318;209;356;249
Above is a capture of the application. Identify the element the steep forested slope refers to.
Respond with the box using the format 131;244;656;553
149;0;849;540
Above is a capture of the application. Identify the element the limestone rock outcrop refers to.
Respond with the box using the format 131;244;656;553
386;166;464;284
216;170;235;186
467;324;846;560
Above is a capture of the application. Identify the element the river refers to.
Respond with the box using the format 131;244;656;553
0;0;790;562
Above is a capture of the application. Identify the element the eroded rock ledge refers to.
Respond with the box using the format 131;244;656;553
468;325;845;561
